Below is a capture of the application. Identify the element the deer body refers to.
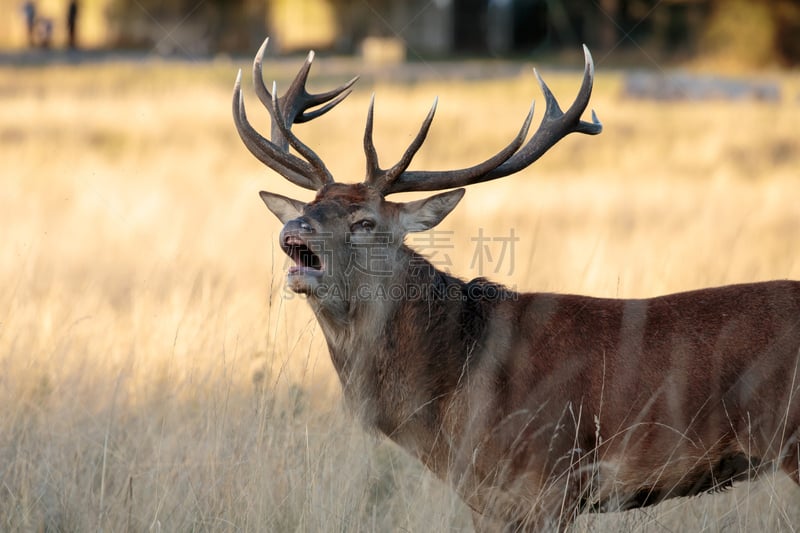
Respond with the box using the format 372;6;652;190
232;39;800;530
307;215;800;526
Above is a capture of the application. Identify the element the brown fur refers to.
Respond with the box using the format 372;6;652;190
237;40;800;531
261;186;800;531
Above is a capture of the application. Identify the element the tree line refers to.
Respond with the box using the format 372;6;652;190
104;0;799;66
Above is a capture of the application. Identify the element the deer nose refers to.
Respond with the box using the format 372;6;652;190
283;217;315;235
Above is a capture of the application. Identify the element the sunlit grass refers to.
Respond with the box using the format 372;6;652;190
2;58;799;530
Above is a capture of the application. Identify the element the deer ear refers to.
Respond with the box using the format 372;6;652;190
399;188;465;233
259;191;305;223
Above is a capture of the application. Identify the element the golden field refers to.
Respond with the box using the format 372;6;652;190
2;56;800;531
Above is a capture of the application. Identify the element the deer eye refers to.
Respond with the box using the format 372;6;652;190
351;219;375;232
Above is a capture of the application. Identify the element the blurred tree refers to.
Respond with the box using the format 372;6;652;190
703;0;776;66
454;0;487;52
105;0;265;54
325;0;393;52
598;0;619;51
30;0;794;66
511;0;549;51
771;0;800;66
703;0;800;67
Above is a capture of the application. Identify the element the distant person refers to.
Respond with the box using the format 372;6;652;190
36;17;52;48
22;0;36;46
66;0;78;49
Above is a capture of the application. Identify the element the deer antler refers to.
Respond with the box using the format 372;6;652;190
232;37;357;191
233;39;601;195
363;96;535;193
372;45;602;195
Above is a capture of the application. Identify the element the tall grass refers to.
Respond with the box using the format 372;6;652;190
2;58;799;530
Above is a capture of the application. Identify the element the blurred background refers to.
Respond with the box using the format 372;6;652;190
1;0;799;66
2;1;800;531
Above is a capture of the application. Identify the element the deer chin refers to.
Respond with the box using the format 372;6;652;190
286;265;324;293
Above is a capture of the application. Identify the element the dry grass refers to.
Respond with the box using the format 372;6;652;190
2;57;800;531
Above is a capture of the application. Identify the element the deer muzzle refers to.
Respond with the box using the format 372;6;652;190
279;221;325;292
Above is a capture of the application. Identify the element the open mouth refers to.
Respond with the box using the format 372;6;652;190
282;235;323;276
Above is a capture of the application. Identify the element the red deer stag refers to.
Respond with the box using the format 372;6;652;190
232;38;800;531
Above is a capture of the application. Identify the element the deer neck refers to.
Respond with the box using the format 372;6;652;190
310;245;474;363
307;245;512;470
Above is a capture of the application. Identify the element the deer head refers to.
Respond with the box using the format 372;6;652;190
233;38;601;310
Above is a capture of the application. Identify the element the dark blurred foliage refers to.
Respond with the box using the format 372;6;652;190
104;0;800;66
105;0;267;54
326;0;799;65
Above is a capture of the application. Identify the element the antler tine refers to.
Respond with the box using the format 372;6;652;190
481;44;601;178
237;37;356;190
252;38;276;115
232;70;321;191
270;81;334;186
364;97;439;191
379;102;534;194
252;38;358;150
294;62;359;123
387;97;438;181
379;46;601;195
570;45;602;134
363;94;381;182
